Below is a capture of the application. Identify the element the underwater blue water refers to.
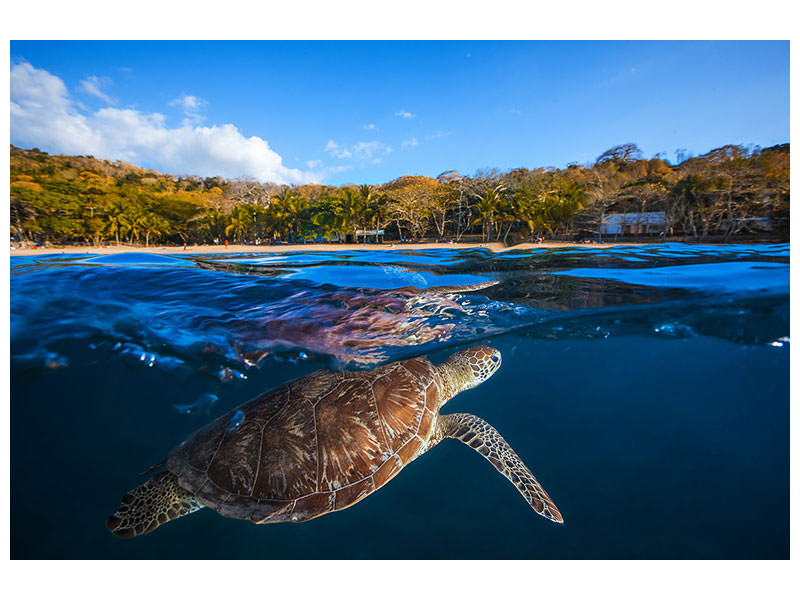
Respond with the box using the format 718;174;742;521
10;243;789;559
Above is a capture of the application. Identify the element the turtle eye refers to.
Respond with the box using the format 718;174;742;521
490;355;499;363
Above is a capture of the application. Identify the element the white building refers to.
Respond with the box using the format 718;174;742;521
355;229;385;243
599;212;666;235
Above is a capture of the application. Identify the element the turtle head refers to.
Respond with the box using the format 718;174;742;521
438;345;502;402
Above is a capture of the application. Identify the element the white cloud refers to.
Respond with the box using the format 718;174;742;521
317;165;352;178
301;160;351;182
169;93;207;123
363;123;377;131
401;137;418;149
354;141;392;163
10;61;312;184
79;75;115;104
425;130;453;140
325;139;391;164
324;139;352;159
395;109;415;119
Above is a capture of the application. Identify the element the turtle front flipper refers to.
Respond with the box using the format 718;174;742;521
436;413;563;523
106;471;205;538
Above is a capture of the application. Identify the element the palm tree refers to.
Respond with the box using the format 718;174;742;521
197;210;229;243
105;201;128;245
225;206;250;243
122;203;147;244
141;213;170;247
367;191;389;232
357;184;384;240
471;183;506;241
224;216;246;243
547;180;585;236
512;186;553;239
269;188;307;242
341;187;366;241
310;195;347;241
496;193;520;244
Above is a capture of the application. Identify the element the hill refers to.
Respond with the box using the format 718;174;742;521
10;142;789;247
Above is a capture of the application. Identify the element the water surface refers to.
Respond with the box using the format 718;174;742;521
10;243;789;559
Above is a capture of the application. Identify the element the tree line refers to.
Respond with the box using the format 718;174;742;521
10;142;789;247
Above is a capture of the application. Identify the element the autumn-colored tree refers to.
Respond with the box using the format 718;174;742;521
380;175;450;240
9;143;789;246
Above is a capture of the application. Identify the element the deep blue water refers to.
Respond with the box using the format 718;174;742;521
10;243;789;559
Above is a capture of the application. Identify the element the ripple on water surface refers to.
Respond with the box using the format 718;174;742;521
10;243;789;377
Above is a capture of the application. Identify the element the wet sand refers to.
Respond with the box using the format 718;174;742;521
9;240;648;257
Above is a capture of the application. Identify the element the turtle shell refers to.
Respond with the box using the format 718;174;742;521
166;356;442;524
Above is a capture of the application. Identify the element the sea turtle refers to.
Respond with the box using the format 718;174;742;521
106;345;562;538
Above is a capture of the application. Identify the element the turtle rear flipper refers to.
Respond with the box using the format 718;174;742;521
106;471;204;538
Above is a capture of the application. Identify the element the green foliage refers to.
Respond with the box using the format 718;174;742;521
9;142;790;246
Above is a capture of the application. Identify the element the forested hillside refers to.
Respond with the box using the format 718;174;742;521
10;142;789;247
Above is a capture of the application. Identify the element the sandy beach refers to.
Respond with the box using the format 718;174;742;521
9;240;649;257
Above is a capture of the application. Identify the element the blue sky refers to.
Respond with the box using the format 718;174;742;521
10;40;789;186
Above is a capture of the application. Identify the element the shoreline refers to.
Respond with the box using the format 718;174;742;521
7;240;662;256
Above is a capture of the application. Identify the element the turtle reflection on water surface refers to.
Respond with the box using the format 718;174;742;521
107;346;562;538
